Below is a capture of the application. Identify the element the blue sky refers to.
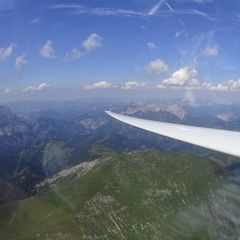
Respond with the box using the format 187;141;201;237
1;0;240;101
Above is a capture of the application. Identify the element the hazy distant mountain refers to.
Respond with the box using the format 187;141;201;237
0;106;30;154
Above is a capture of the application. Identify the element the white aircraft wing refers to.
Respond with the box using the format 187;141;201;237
106;111;240;158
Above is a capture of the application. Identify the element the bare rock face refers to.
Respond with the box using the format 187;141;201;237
125;103;187;120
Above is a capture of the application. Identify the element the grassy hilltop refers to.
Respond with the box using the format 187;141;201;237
0;150;224;240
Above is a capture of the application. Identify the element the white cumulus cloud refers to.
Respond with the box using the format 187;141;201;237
40;40;55;58
0;43;15;61
160;67;201;88
84;81;112;90
15;55;27;70
156;66;240;91
82;33;103;52
145;58;169;77
23;83;50;92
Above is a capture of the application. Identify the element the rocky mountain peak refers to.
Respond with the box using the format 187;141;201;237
125;103;188;120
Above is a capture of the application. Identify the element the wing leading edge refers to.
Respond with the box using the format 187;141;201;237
105;111;240;158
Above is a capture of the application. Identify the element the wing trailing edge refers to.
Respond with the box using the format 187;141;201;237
106;111;240;158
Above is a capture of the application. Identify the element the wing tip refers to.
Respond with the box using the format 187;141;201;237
105;110;112;116
105;110;123;120
105;110;116;118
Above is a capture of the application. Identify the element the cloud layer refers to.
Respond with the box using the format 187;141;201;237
23;83;50;92
120;81;147;90
84;81;147;90
84;81;112;90
83;66;240;92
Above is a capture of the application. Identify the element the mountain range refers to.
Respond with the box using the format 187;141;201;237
0;101;239;205
0;100;240;239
